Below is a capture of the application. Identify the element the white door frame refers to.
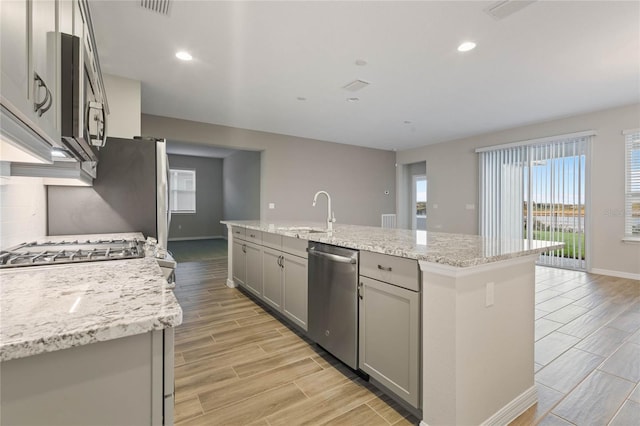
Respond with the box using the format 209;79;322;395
412;174;427;230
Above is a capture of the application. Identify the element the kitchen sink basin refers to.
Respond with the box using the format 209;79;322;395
278;226;326;234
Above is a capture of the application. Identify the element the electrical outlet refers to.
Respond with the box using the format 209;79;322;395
466;204;475;210
268;203;275;209
433;204;438;209
486;282;494;307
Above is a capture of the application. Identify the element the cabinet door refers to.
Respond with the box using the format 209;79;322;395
30;0;59;137
0;0;31;115
232;239;246;286
245;242;263;297
262;247;283;311
359;276;420;408
282;254;308;331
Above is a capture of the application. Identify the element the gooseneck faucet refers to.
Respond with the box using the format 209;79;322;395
312;190;336;231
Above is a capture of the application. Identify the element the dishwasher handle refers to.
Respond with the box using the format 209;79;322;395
308;248;356;264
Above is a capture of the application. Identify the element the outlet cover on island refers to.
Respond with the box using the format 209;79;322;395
465;204;475;210
268;203;275;209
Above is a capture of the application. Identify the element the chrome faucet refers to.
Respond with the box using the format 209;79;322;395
312;190;336;231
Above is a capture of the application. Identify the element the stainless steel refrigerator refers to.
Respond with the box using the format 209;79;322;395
48;137;170;248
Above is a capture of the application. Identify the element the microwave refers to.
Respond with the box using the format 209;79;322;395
60;33;107;162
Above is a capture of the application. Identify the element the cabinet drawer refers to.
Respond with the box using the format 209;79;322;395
360;251;419;291
246;229;262;243
262;232;282;250
231;226;246;240
281;236;308;258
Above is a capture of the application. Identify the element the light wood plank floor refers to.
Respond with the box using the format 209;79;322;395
511;267;640;425
172;258;420;426
172;251;640;425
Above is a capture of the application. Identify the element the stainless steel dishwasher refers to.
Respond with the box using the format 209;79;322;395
308;242;359;369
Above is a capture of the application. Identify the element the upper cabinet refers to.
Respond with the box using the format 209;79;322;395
0;0;107;180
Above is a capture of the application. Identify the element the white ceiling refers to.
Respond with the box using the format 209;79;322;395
90;0;640;151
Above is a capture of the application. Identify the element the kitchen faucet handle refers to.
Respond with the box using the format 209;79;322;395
331;211;336;223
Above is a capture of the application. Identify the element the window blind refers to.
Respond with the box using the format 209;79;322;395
625;131;640;238
479;134;589;270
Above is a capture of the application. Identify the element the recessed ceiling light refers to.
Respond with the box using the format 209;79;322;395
457;41;476;52
175;51;193;61
355;59;367;66
347;97;360;102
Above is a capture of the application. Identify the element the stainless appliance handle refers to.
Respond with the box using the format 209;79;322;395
308;248;356;264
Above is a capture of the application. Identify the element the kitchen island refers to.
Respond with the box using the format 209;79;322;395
222;220;563;426
0;233;182;425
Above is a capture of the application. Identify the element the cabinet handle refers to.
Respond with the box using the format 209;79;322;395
377;264;392;272
358;282;364;300
33;73;51;116
242;244;246;253
40;86;53;115
250;234;256;238
278;255;284;269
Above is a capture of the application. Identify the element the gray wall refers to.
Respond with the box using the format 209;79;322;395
396;103;640;277
143;114;396;227
223;150;261;221
168;154;224;239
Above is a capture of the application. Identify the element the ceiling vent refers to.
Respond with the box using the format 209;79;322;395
342;79;370;92
484;0;537;20
140;0;172;16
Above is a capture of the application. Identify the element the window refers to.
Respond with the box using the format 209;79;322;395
477;131;592;270
625;130;640;239
170;169;196;213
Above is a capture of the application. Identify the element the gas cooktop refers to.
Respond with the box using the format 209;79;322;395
0;239;145;269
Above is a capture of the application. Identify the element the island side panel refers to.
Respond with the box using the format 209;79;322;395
420;255;537;425
0;331;162;425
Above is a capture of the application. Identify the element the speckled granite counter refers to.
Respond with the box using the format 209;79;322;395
221;221;563;268
0;233;182;362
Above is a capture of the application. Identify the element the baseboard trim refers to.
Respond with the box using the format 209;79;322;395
226;279;237;288
590;268;640;281
481;385;537;426
168;236;225;242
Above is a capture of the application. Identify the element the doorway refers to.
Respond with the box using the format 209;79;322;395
412;175;427;230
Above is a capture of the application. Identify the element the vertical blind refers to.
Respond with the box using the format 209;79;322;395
625;131;640;238
479;134;590;270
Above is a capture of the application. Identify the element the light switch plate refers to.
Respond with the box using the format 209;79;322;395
268;203;275;209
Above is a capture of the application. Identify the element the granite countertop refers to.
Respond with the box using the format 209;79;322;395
0;233;182;362
221;220;564;268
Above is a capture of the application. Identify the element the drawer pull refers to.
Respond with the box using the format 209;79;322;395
250;234;256;238
377;264;392;272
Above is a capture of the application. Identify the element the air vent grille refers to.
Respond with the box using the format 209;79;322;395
484;0;537;20
342;79;370;92
140;0;172;16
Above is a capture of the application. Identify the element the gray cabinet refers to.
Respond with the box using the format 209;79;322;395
244;241;263;297
0;0;59;146
230;229;309;332
31;0;59;140
359;253;421;409
1;0;31;117
232;238;246;287
1;329;173;425
262;246;283;310
282;252;308;330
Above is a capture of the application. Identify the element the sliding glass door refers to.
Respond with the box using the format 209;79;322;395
479;135;590;270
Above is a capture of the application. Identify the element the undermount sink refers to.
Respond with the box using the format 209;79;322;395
278;226;326;234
